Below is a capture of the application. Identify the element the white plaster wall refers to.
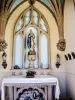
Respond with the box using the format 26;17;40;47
0;1;66;99
64;0;75;99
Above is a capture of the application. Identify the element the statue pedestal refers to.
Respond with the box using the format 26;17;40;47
28;54;36;69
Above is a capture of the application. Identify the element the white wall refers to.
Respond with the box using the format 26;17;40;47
34;4;66;99
0;0;66;99
64;0;75;99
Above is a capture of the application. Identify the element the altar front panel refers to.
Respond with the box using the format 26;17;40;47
1;75;60;100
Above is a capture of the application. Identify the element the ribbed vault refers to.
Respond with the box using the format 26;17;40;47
1;0;75;51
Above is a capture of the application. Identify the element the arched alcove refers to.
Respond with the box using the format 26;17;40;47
5;1;59;69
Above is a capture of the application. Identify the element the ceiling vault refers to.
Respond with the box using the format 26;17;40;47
0;0;15;51
48;0;66;51
2;0;75;51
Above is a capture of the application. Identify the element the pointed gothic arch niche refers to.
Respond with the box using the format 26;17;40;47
13;6;50;69
5;1;59;70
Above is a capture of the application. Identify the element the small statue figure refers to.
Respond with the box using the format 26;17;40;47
27;29;36;69
27;29;35;52
2;52;7;69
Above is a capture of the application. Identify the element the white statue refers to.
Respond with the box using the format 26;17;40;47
27;29;36;69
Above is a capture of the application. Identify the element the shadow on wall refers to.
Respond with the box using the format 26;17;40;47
64;52;75;61
59;97;73;100
0;91;1;100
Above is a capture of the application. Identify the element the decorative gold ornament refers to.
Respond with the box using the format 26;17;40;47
57;39;66;51
0;39;7;52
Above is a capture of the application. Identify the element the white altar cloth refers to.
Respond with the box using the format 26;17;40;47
1;75;60;100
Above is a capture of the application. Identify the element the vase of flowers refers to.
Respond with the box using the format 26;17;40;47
26;69;36;78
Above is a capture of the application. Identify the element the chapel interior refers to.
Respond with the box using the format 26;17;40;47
0;0;75;100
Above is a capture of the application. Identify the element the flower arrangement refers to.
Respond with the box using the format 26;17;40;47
26;69;36;78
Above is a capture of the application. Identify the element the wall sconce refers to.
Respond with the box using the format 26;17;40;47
2;51;7;69
56;54;61;68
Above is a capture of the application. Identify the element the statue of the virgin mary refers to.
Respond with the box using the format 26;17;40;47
27;29;36;68
27;29;35;52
